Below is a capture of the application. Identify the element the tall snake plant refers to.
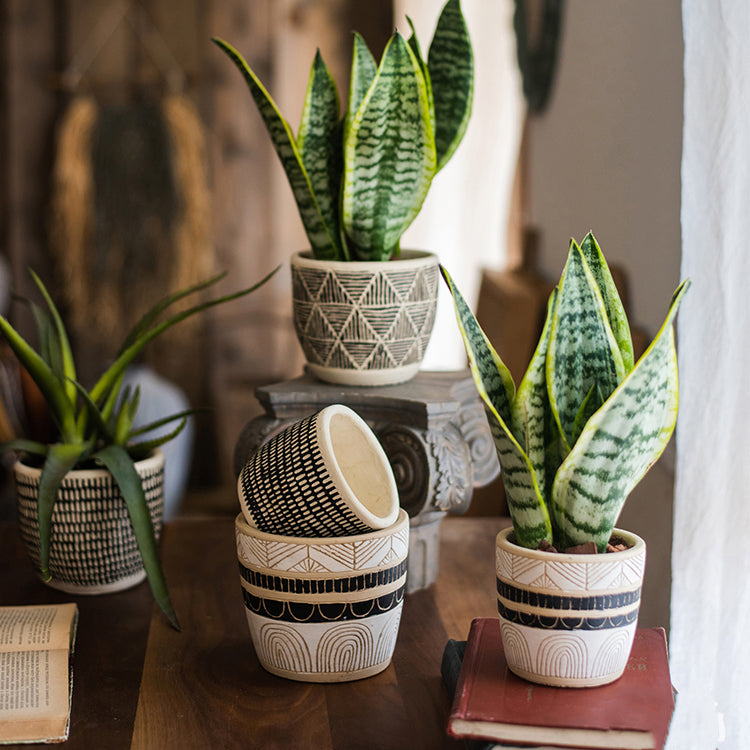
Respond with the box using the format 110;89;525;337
442;233;690;552
212;0;473;262
0;268;277;629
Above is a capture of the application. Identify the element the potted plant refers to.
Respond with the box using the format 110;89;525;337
1;268;276;630
441;232;690;687
212;0;473;386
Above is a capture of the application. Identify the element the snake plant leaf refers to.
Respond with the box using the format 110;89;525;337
211;38;341;259
342;32;436;261
28;271;77;407
0;314;76;441
90;266;279;406
579;232;634;372
345;33;377;143
511;288;559;507
551;279;690;551
297;51;343;259
37;442;90;580
94;444;179;630
406;16;435;135
427;0;474;171
441;266;552;547
547;241;625;453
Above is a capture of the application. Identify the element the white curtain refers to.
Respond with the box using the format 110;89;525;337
669;2;750;748
393;0;524;369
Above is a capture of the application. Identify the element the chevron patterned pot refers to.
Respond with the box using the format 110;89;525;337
495;526;646;688
14;451;165;595
236;508;409;682
291;250;439;386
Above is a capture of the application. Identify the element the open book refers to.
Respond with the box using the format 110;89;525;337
0;603;78;744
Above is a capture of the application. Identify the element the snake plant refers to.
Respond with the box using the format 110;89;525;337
442;232;690;552
212;0;473;262
0;268;277;629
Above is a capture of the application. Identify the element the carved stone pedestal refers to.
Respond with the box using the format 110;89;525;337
234;370;499;592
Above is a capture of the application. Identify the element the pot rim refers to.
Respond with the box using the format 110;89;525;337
496;525;645;562
235;508;408;546
13;447;165;480
291;249;437;272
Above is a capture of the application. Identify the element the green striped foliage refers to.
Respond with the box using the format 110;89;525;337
212;0;473;262
442;234;690;551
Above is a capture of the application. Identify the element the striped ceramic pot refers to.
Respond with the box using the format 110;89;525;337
14;451;165;595
495;526;646;687
291;250;439;387
235;509;409;682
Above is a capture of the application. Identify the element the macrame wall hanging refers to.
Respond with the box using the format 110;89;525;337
50;1;211;353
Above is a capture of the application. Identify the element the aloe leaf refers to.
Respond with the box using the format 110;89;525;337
37;443;89;580
90;266;279;406
128;418;188;461
94;444;179;630
342;32;436;261
551;279;690;551
297;51;343;260
28;271;77;407
547;241;625;451
441;266;552;547
212;38;341;259
510;288;558;507
128;408;202;440
0;438;49;458
119;272;227;354
70;379;117;444
345;33;377;144
580;232;634;372
427;0;474;171
28;301;64;378
0;315;76;440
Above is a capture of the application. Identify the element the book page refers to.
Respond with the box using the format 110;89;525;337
0;604;78;744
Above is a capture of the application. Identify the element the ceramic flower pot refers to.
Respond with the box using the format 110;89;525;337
14;450;165;595
235;508;409;682
237;404;399;537
495;526;646;687
291;250;439;387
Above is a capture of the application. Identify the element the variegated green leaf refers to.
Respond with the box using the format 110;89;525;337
547;241;625;452
212;38;341;259
94;444;179;630
298;51;344;260
406;16;435;135
551;279;690;551
441;266;551;547
579;232;634;372
345;33;377;143
342;32;436;261
511;288;558;508
427;0;474;171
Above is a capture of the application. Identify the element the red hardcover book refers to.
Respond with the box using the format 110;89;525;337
447;619;675;750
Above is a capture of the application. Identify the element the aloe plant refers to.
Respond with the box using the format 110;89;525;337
0;268;277;629
442;233;690;552
212;0;473;262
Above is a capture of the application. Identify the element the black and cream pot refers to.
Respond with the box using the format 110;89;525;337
14;450;165;595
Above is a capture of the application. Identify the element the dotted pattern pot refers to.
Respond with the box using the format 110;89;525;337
14;451;165;595
291;250;439;387
495;526;646;687
235;509;409;682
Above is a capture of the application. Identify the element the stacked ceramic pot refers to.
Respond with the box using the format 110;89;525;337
235;404;408;682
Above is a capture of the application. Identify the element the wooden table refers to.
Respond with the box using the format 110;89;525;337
0;515;510;750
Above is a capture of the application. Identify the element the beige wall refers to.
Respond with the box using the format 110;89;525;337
527;0;683;340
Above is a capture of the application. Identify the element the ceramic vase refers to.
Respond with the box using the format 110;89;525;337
237;404;399;536
235;509;409;682
14;450;165;595
495;526;646;687
290;250;439;387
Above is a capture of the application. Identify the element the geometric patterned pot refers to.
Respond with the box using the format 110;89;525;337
14;450;165;595
235;509;409;682
291;250;439;387
495;526;646;687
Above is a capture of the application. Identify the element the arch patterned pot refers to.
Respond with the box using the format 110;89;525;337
291;250;439;387
495;526;646;687
14;451;165;595
235;509;409;682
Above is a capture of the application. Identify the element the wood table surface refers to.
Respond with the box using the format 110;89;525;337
0;514;511;750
